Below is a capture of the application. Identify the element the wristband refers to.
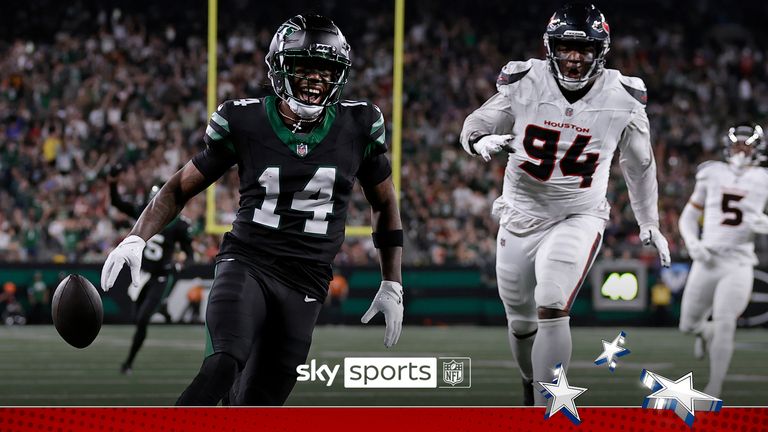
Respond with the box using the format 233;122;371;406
467;133;490;155
372;230;404;248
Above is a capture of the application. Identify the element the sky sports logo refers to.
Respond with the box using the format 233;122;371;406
296;357;471;389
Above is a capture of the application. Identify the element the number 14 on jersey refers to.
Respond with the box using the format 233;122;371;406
252;167;336;235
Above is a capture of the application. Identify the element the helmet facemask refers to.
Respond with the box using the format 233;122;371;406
724;124;765;169
272;55;350;120
544;35;609;91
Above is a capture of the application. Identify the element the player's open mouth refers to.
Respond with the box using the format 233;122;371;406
565;67;583;79
299;87;324;104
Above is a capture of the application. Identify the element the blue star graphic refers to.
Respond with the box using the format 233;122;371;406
594;330;631;372
640;369;722;427
537;363;588;425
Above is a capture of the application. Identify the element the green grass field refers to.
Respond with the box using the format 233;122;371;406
0;325;766;406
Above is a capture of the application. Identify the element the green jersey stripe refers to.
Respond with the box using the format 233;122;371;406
371;125;385;142
212;112;230;132
371;114;384;134
206;125;223;141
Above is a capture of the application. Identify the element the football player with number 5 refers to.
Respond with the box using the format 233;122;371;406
100;15;404;405
460;3;670;405
679;123;768;398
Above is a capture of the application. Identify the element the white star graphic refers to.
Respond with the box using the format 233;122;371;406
641;370;722;426
594;331;630;371
538;364;588;425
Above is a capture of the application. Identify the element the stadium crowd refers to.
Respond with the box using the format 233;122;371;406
2;0;768;270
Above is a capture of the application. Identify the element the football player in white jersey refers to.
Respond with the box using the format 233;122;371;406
678;123;768;398
460;3;670;405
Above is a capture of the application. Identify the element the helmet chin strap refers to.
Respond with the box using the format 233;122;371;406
287;98;324;121
558;78;591;91
552;59;599;91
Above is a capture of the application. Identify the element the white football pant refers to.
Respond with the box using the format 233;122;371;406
496;214;605;405
679;260;753;397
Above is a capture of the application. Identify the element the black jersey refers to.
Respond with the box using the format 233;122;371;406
192;96;391;266
142;218;194;274
110;185;195;275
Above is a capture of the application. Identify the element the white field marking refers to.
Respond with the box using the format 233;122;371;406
0;367;193;375
471;359;675;371
318;351;465;357
2;378;190;385
0;362;196;371
0;333;206;350
726;375;768;382
734;342;768;351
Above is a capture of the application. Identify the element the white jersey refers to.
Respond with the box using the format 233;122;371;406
690;161;768;264
460;59;658;235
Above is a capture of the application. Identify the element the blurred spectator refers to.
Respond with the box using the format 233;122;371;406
322;273;350;324
26;271;50;324
1;282;26;325
180;281;204;324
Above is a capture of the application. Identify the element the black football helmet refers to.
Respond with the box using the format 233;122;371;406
266;15;352;120
543;3;610;91
723;123;765;169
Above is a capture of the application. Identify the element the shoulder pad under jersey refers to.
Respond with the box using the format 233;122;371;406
617;74;648;105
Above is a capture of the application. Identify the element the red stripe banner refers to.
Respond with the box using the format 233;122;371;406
0;407;765;432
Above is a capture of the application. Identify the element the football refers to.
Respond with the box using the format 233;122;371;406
51;274;103;348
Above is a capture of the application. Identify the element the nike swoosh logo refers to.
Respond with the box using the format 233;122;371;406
304;296;318;303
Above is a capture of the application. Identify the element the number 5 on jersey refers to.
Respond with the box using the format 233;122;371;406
252;167;336;235
143;234;165;261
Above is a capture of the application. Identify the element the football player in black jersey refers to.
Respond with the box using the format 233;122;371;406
107;173;194;375
100;14;404;406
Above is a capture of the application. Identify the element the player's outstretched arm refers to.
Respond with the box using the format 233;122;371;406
361;176;404;348
679;200;712;263
101;162;214;292
618;109;670;267
460;92;515;161
131;161;212;241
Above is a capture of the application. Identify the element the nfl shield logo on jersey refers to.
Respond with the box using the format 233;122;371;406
565;107;574;116
297;143;308;157
442;360;463;386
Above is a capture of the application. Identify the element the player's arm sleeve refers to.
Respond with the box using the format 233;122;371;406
358;104;392;187
459;92;515;156
361;170;402;285
191;102;238;182
109;182;141;219
679;168;708;246
617;108;659;229
679;201;704;247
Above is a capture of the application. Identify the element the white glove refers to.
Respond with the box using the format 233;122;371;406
361;281;404;348
746;212;768;234
473;134;514;162
686;240;712;264
639;224;671;267
100;235;146;292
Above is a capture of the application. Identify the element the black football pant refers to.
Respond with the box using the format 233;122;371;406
124;272;174;368
176;259;323;406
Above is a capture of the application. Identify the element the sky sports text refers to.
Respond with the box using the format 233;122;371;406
296;357;471;389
